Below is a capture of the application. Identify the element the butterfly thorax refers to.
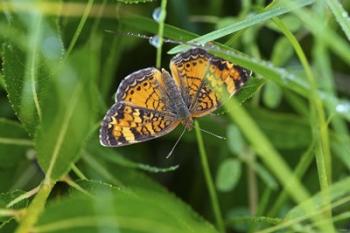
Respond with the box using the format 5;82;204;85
162;68;191;116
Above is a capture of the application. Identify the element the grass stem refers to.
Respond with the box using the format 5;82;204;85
194;121;225;233
155;0;167;68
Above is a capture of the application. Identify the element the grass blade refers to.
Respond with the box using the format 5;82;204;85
169;0;315;54
195;121;225;233
325;0;350;41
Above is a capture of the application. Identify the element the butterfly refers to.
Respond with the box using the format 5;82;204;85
99;48;251;147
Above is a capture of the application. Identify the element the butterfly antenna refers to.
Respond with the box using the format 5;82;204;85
199;128;226;140
166;127;187;159
104;29;217;49
104;30;152;40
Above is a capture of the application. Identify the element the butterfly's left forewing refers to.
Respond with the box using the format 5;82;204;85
100;68;179;147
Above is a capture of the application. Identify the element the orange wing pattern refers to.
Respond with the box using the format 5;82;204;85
100;102;179;146
100;68;178;147
170;48;251;117
115;68;168;112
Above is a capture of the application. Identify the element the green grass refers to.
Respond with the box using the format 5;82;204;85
0;0;350;233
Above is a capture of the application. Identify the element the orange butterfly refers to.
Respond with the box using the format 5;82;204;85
100;48;251;147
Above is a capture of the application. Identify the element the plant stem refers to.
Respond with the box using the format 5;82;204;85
71;164;87;180
15;181;55;233
155;0;167;68
194;121;225;233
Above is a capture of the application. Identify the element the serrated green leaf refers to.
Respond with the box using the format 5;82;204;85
216;158;241;192
2;11;63;135
35;46;98;181
37;180;219;233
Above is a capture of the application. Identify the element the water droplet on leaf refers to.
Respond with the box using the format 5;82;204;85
152;7;162;22
149;36;161;48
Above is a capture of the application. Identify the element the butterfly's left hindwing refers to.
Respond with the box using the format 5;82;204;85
100;102;180;147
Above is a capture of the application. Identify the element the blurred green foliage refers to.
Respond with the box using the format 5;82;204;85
0;0;350;233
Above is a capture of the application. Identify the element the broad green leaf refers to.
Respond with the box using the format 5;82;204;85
2;10;63;135
216;158;241;192
35;46;98;181
37;181;219;233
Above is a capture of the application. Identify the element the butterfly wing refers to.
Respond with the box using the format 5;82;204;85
100;68;179;147
170;48;251;117
100;102;179;147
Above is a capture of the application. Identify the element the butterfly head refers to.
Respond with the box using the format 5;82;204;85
182;117;193;131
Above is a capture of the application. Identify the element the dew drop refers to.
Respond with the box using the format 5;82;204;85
342;11;349;18
336;101;350;114
149;35;161;48
152;7;162;22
